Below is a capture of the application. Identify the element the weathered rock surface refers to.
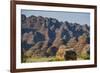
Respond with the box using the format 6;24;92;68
21;14;90;61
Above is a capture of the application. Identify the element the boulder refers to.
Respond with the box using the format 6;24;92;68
56;45;66;61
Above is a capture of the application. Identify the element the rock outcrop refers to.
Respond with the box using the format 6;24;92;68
21;14;90;61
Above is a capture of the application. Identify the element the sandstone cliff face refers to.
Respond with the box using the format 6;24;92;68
21;14;90;61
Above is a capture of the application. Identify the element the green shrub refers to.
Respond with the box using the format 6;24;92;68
79;53;90;60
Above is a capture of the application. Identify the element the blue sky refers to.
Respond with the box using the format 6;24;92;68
21;9;90;25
